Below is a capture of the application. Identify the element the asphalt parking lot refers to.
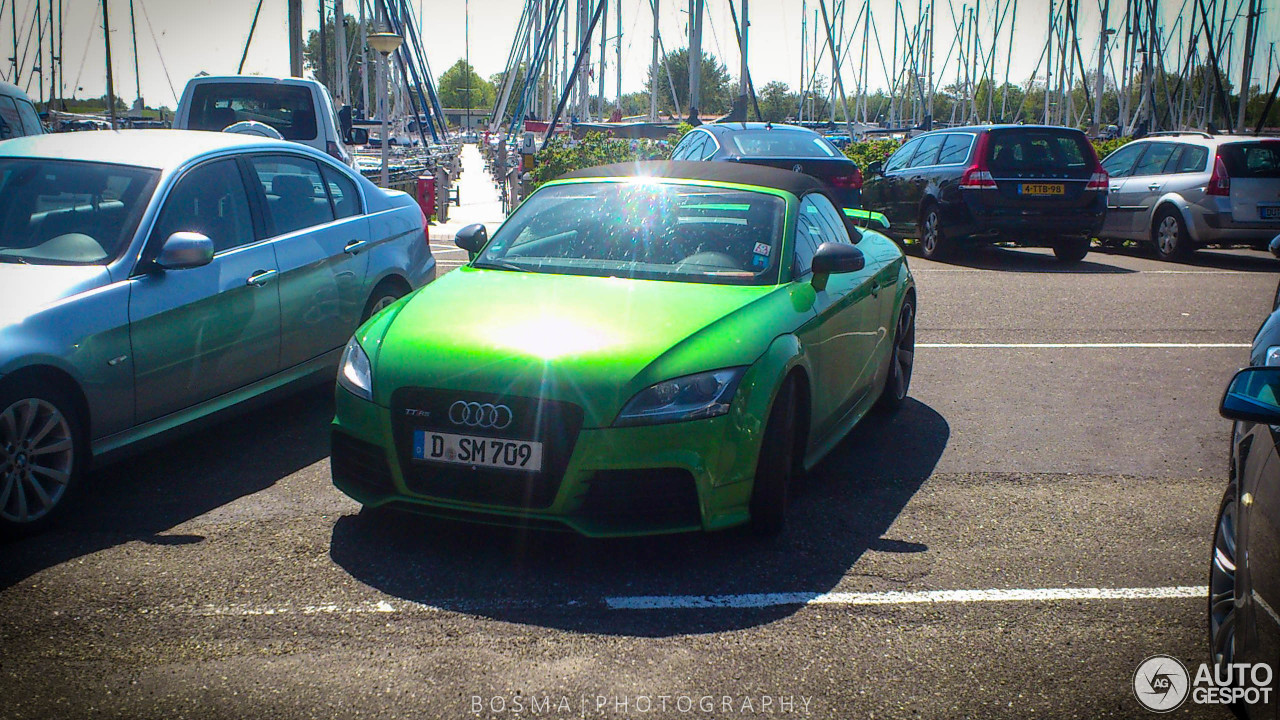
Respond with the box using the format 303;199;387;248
2;242;1276;719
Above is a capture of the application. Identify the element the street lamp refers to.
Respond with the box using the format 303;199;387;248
367;31;404;187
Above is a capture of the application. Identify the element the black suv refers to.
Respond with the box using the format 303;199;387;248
861;125;1109;262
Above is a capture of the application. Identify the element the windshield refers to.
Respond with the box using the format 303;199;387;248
476;181;786;285
188;82;318;141
1219;141;1280;179
730;131;839;158
0;158;159;265
987;129;1092;176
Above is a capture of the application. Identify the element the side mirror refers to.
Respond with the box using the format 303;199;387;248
1220;367;1280;425
454;223;488;255
810;242;865;291
865;161;883;176
154;232;214;270
348;127;369;145
1269;233;1280;259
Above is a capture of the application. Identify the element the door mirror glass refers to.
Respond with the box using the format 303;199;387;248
1220;366;1280;424
455;223;488;254
348;127;369;145
865;161;883;176
154;232;214;270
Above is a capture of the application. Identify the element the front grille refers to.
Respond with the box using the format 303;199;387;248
577;469;701;527
331;430;395;495
390;388;584;509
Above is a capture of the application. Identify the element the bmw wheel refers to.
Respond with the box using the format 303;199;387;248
1153;207;1193;262
750;377;797;536
918;205;952;261
876;296;916;412
0;383;82;537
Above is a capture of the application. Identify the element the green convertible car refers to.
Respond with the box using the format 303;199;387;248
330;161;916;536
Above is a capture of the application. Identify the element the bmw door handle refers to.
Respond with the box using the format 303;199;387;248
246;269;278;287
344;240;369;255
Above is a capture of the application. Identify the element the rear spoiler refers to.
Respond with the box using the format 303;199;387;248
842;208;890;232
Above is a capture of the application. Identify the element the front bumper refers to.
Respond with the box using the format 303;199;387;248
330;386;764;537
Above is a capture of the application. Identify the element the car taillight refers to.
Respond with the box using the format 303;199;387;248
1207;153;1231;196
1085;171;1109;191
831;171;862;190
958;132;997;190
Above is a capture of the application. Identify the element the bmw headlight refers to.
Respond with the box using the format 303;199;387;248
338;336;374;401
614;368;747;427
1267;346;1280;366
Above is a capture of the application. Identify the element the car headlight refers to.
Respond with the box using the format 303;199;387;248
338;336;374;401
1267;346;1280;366
614;368;747;427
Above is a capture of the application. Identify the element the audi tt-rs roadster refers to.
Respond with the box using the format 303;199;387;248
330;161;916;536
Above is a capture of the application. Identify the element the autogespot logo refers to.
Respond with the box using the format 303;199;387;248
1134;655;1190;712
448;401;514;430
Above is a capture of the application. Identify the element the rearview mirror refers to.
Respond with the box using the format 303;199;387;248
348;127;369;145
1220;366;1280;425
154;232;214;270
810;242;865;291
455;223;489;255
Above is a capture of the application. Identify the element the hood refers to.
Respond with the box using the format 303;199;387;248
369;267;791;426
0;263;114;326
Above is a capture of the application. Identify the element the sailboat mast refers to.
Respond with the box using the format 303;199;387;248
649;0;658;119
129;0;141;111
102;0;117;128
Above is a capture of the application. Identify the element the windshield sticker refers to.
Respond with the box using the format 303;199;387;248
753;242;772;256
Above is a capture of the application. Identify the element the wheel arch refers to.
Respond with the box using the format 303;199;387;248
1151;196;1199;244
0;364;93;455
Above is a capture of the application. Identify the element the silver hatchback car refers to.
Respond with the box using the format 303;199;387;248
1098;133;1280;261
0;130;435;535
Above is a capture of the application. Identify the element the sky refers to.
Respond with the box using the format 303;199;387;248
2;0;1277;111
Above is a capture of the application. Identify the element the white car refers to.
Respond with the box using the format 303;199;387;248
0;81;44;140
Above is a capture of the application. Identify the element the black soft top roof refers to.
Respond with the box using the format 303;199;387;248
558;160;828;198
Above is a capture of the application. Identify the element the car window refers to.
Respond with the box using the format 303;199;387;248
794;195;847;276
151;159;255;255
321;165;362;218
14;100;41;135
905;134;946;168
248;155;337;235
1132;143;1178;176
1218;142;1280;179
477;181;786;286
0;96;21;139
187;82;318;141
937;134;973;165
697;132;720;160
672;133;705;161
0;159;159;265
729;130;838;158
1171;145;1208;173
1101;142;1144;178
987;129;1090;174
884;138;921;173
808;193;852;244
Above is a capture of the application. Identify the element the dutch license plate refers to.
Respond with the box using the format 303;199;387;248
1260;206;1280;220
1020;183;1065;196
413;430;543;472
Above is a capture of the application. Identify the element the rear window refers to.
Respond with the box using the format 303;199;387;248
0;159;159;265
729;131;838;158
187;82;318;141
987;129;1091;175
1218;142;1280;179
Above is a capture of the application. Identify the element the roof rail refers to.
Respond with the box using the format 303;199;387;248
1144;131;1214;139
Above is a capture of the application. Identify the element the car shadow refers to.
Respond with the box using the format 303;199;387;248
0;384;335;590
904;243;1137;274
1092;244;1280;272
328;398;949;637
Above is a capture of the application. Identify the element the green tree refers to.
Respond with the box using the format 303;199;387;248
303;14;371;110
758;81;797;122
438;59;494;109
644;47;733;116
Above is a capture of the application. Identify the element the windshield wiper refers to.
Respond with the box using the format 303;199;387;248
0;253;28;264
471;259;529;272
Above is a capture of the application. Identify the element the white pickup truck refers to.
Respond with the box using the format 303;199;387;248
173;75;367;167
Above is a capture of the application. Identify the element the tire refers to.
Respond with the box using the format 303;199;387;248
918;204;952;261
1208;482;1247;718
1153;206;1193;262
361;279;408;322
1053;235;1091;263
0;382;84;537
876;295;916;412
749;378;798;536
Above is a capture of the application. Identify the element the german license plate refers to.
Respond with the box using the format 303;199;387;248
1260;206;1280;220
413;430;543;472
1020;183;1064;196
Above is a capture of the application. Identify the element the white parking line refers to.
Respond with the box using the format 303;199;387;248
918;342;1250;349
180;586;1205;617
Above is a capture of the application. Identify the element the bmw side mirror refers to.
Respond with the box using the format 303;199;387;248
455;223;488;256
1220;367;1280;425
865;161;883;176
809;242;865;291
154;232;214;271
